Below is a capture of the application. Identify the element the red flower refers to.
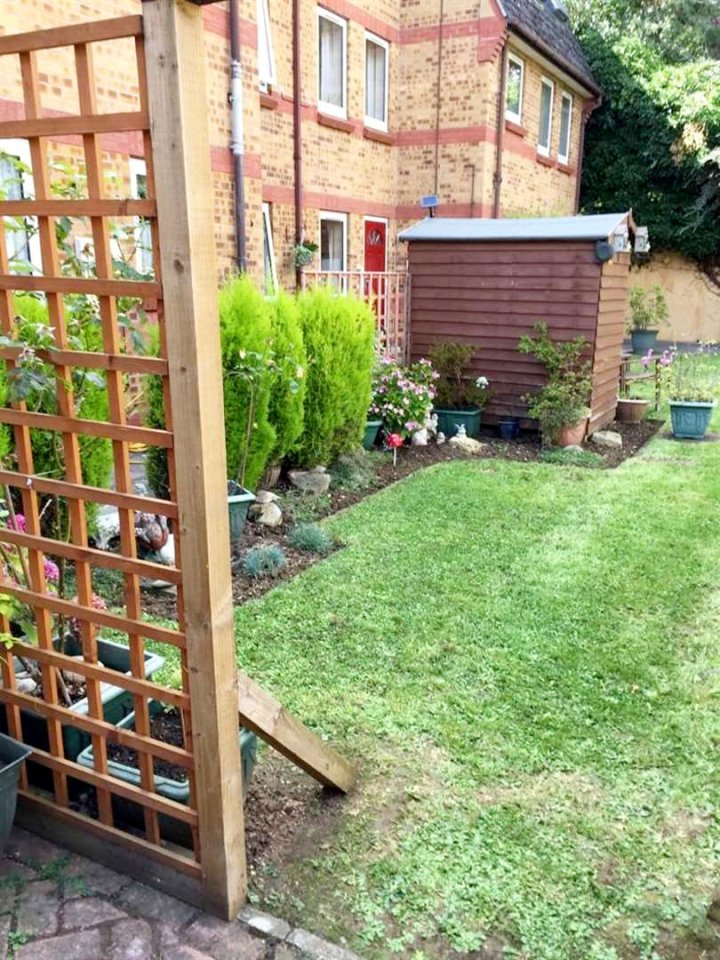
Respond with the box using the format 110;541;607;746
387;433;404;448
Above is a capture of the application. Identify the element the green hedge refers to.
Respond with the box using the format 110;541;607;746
267;291;306;464
294;287;375;467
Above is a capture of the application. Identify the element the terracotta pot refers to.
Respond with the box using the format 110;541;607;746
616;398;649;423
552;418;587;447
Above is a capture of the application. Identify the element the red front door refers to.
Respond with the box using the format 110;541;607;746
364;219;387;272
364;219;387;329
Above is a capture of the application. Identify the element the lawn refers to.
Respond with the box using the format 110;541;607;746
233;407;720;959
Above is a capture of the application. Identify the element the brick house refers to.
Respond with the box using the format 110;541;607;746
0;0;599;293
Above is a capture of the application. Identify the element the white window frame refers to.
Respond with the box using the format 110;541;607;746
0;138;41;273
537;77;554;156
505;54;524;125
558;91;573;164
319;210;348;273
257;0;277;90
317;8;347;119
129;156;153;276
364;32;389;132
362;216;388;271
262;202;278;292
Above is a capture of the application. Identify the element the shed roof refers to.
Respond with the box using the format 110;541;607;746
399;214;628;244
499;0;599;94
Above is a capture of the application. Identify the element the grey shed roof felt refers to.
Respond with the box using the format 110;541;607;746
399;214;628;244
500;0;599;94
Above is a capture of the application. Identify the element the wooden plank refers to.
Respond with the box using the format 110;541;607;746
0;199;156;218
0;346;167;376
237;673;356;794
0;469;178;518
410;298;599;317
10;641;189;709
0;111;148;140
0;274;160;299
28;747;198;824
1;526;181;584
0;582;185;647
143;0;246;918
0;407;173;448
0;16;144;55
1;687;193;768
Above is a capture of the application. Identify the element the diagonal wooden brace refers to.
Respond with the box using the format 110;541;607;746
237;673;356;794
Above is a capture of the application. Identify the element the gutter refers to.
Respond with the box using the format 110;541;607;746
293;0;303;288
229;0;247;271
492;39;509;218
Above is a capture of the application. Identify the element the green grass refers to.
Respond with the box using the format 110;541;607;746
232;409;720;959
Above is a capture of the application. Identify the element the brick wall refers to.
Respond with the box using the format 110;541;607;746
1;0;595;289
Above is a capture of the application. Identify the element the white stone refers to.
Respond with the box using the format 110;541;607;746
158;534;175;567
255;489;280;504
590;430;622;449
288;469;331;495
436;432;446;445
249;501;283;528
448;435;486;455
563;444;585;453
94;508;120;550
16;677;37;695
411;428;428;446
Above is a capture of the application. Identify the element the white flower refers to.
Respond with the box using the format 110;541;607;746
475;376;489;389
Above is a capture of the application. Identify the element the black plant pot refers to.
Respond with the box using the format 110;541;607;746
0;733;31;853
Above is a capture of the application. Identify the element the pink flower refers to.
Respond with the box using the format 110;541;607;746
9;513;26;532
43;558;60;583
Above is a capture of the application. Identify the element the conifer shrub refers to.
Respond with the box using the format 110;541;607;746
219;275;276;491
294;288;375;467
267;291;306;465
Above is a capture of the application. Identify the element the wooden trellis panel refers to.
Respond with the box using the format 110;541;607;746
0;0;355;918
0;2;243;916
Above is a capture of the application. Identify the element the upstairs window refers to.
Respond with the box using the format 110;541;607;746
558;92;573;164
257;0;276;89
538;77;554;155
129;157;153;276
0;139;39;273
505;54;524;124
365;33;389;131
318;9;347;118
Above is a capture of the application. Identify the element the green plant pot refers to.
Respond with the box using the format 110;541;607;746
77;699;258;802
0;733;31;854
669;400;716;439
363;420;382;450
0;638;165;765
227;480;255;543
630;329;659;354
434;408;482;439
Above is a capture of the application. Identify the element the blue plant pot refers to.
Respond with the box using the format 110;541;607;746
434;408;482;439
363;420;382;450
498;418;520;441
669;400;716;439
227;480;255;543
630;329;659;354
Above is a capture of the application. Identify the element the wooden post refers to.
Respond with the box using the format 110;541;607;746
141;0;246;919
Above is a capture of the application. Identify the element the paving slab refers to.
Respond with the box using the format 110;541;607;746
15;880;60;938
14;929;104;960
62;896;127;930
107;919;154;960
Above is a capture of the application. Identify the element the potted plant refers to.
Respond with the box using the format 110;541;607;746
369;356;437;449
77;699;257;802
0;730;31;853
363;419;383;450
429;343;489;438
660;346;718;439
518;322;592;446
627;285;669;354
293;240;318;270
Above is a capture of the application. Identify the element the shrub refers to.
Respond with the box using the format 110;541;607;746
294;288;375;467
219;276;276;490
145;354;169;500
287;522;333;555
330;448;378;491
627;286;669;332
369;356;437;437
242;544;287;578
267;292;306;464
429;343;490;410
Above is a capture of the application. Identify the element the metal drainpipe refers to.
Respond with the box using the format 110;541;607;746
433;0;445;197
492;40;508;219
293;0;303;289
229;0;247;272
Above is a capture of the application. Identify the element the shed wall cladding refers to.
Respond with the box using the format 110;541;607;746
407;240;627;431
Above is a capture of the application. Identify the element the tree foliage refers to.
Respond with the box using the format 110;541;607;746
568;0;720;278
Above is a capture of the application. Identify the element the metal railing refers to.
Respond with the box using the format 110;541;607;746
301;269;409;362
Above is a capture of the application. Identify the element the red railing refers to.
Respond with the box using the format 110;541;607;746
302;269;409;362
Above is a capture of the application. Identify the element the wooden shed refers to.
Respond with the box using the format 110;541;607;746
399;214;633;434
